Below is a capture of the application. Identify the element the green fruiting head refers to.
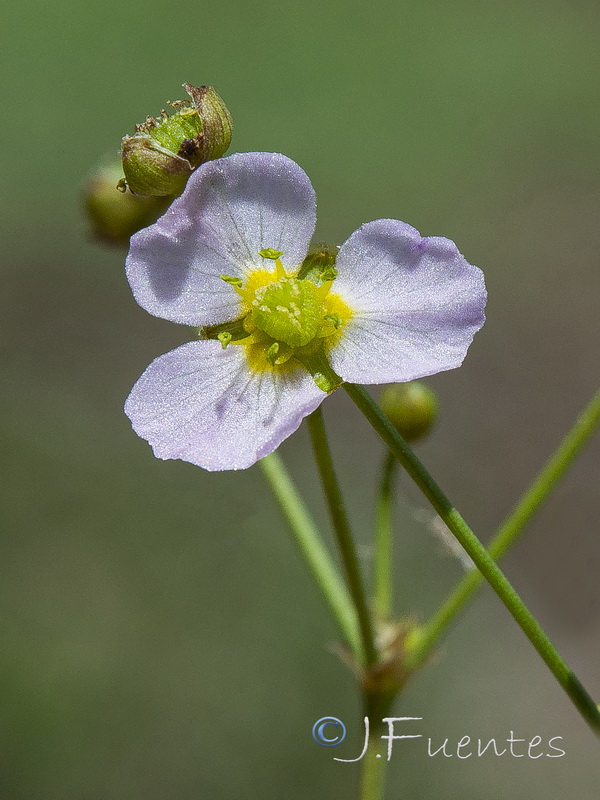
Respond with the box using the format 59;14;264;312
251;277;321;347
121;83;233;197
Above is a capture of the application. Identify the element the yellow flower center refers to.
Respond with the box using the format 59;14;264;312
209;251;352;391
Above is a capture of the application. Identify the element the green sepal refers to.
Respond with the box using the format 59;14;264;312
202;317;252;343
184;83;233;162
297;243;338;283
121;136;192;197
294;346;342;393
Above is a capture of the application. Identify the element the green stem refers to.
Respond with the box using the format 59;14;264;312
409;387;600;669
344;383;600;736
374;452;397;620
259;452;363;663
307;407;378;668
360;694;393;800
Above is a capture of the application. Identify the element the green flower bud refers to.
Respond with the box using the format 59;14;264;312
379;382;438;442
84;163;171;247
121;84;233;197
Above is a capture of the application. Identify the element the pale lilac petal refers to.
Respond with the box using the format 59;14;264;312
126;152;317;326
124;340;326;471
329;219;486;384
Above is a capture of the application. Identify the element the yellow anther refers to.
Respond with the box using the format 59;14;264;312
220;274;243;287
217;331;232;349
266;342;280;365
323;313;342;329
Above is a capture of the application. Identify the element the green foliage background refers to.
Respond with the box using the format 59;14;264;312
2;0;600;796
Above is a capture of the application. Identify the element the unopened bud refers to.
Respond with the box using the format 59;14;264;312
121;83;233;196
84;163;171;246
379;382;438;442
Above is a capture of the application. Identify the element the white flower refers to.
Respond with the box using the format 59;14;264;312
125;152;486;470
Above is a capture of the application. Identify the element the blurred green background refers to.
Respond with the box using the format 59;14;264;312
3;0;600;796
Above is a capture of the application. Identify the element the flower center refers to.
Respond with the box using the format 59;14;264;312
209;249;353;391
251;277;321;347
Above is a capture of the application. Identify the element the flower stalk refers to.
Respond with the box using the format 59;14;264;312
259;451;363;662
360;695;393;800
307;407;378;668
373;452;397;620
407;386;600;671
344;382;600;736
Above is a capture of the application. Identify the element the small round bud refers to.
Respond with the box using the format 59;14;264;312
84;163;171;246
379;382;438;442
121;83;233;197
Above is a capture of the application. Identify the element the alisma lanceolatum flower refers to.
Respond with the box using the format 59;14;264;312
124;152;486;470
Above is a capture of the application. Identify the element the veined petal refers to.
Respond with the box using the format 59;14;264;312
330;219;486;384
124;340;326;471
126;152;317;326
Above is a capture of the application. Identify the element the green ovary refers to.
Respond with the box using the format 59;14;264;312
251;278;322;347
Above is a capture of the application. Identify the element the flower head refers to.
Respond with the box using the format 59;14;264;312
125;152;486;470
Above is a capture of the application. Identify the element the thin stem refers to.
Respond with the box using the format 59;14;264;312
374;451;397;620
307;407;378;668
344;382;600;736
409;387;600;669
259;452;363;663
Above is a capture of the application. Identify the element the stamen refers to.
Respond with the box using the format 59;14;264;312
217;331;232;349
266;341;280;365
220;274;243;287
323;313;342;329
313;372;332;392
258;248;285;260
